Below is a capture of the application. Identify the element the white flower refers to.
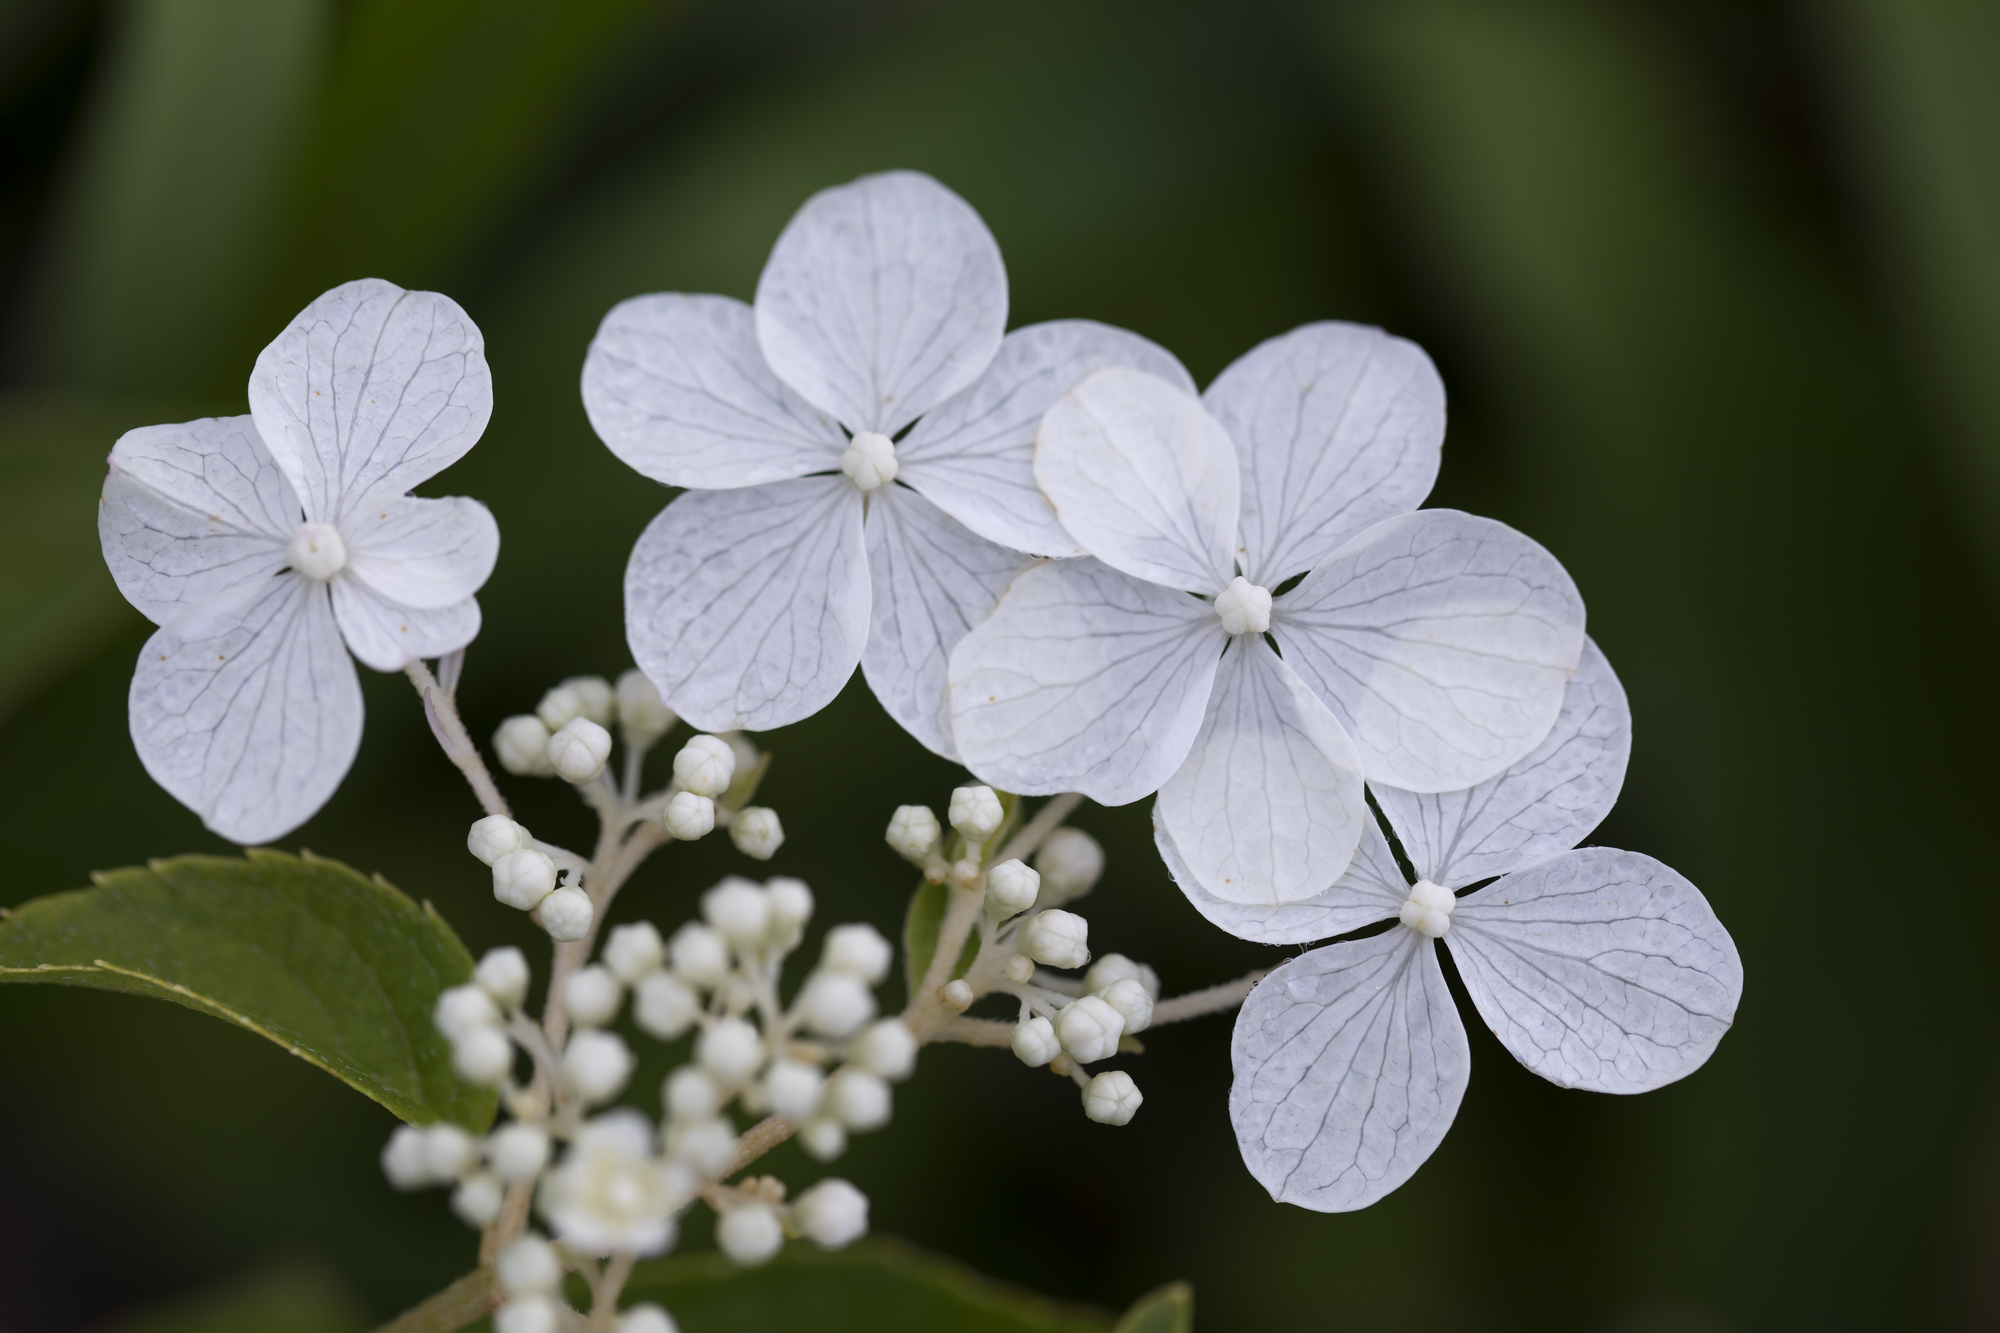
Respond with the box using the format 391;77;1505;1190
949;330;1588;907
538;1111;684;1255
99;279;496;843
1212;641;1744;1210
582;170;1195;756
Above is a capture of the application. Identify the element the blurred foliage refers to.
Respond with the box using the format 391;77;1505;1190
78;1259;368;1333
0;0;1997;1330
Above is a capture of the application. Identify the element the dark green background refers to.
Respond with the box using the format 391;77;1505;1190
2;1;1996;1329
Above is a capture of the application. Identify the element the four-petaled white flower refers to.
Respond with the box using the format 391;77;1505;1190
948;335;1587;905
1197;640;1743;1211
581;170;1192;757
537;1110;688;1255
98;279;497;843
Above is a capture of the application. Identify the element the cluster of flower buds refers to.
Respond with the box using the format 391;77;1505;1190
467;816;595;942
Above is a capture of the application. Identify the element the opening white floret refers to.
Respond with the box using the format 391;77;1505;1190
285;522;347;580
840;432;898;491
1398;879;1455;938
1215;576;1272;636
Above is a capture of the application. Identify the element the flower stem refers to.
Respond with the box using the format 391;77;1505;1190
369;1268;496;1333
405;659;509;820
1148;970;1265;1025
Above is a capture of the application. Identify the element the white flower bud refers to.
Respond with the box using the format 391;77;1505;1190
1084;953;1150;997
696;1017;764;1083
452;1171;505;1226
819;923;892;983
1055;994;1124;1064
797;970;877;1038
563;965;624;1029
824;1069;891;1131
488;1123;549;1181
1214;575;1273;636
702;877;771;946
497;1234;564;1296
1021;910;1090;970
663;791;715;841
669;924;730;988
453;1026;515;1086
947;785;1004;842
1097;976;1155;1034
839;431;899;491
672;733;737;797
423;1123;477;1180
540;886;595;942
884;805;940;862
494;715;556;776
1011;1016;1061;1066
799;1116;847;1162
548;717;613;784
663;1066;721;1122
563;1030;635;1104
1002;954;1035;984
617;1305;679;1333
1034;827;1104;903
793;1178;869;1250
1081;1069;1143;1125
475;946;532;1008
616;669;675;747
493;849;557;910
381;1125;431;1189
717;1201;785;1266
494;1297;560;1333
765;1058;827;1121
940;978;974;1011
286;520;347;579
765;877;814;946
603;921;666;984
984;859;1039;915
666;1116;736;1176
538;675;615;730
467;815;533;866
435;984;501;1040
634;973;700;1040
848;1019;917;1081
730;807;784;860
1399;879;1457;939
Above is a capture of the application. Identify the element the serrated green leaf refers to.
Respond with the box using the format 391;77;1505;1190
1114;1282;1193;1333
901;880;979;1002
0;850;494;1130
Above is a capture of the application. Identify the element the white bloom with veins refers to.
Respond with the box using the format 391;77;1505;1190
98;278;497;843
581;170;1195;757
950;330;1587;905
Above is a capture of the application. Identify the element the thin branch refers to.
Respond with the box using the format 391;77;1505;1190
935;1016;1014;1047
371;1268;496;1333
994;792;1084;866
406;661;509;820
1149;970;1265;1026
723;1114;796;1178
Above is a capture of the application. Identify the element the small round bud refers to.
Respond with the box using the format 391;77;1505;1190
423;1123;477;1180
730;807;784;860
1034;827;1104;904
1055;994;1124;1064
696;1017;764;1083
474;946;532;1009
488;1123;549;1181
1399;879;1457;939
948;785;1004;842
564;1030;635;1104
538;675;615;730
799;1116;847;1162
494;1297;560;1333
765;877;814;945
668;924;730;988
840;430;899;491
663;791;715;841
616;669;676;747
793;1178;869;1250
467;815;532;866
452;1171;505;1226
563;965;624;1028
492;849;557;910
1011;1016;1060;1067
884;805;940;862
1085;953;1146;996
765;1058;827;1121
618;1305;679;1333
453;1026;515;1086
672;734;737;798
381;1125;431;1189
717;1201;784;1266
603;921;666;984
634;973;700;1040
985;859;1039;915
1021;910;1090;970
285;521;347;580
824;1069;891;1131
548;717;613;784
820;923;892;983
494;715;555;776
1097;976;1154;1034
703;877;771;946
1002;954;1035;984
1081;1069;1143;1125
939;979;974;1011
539;886;595;941
663;1065;722;1122
666;1116;736;1176
798;971;877;1038
497;1234;563;1296
848;1019;917;1081
435;984;500;1040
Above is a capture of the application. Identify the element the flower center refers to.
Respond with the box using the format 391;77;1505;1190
285;522;347;581
840;432;898;491
1398;879;1455;939
1214;576;1272;635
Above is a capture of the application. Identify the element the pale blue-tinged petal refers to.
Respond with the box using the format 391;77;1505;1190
947;557;1221;805
129;575;362;844
340;494;499;610
897;320;1195;557
1157;802;1406;945
1373;637;1629;887
1273;509;1586;793
1205;322;1444;586
625;477;868;734
754;171;1006;435
1155;636;1367;904
99;416;297;626
249;278;492;522
860;485;1036;761
581;293;847;488
1231;927;1468;1212
1034;368;1239;594
331;581;482;673
1447;847;1742;1094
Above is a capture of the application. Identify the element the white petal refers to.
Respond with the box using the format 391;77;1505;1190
754;171;1006;434
1034;368;1239;594
1205;322;1444;586
249;278;492;522
1373;637;1629;886
99;416;298;626
947;557;1221;805
1273;509;1586;792
1155;636;1367;905
1447;848;1742;1093
340;495;499;610
129;576;362;844
897;320;1196;557
624;477;868;733
331;582;483;672
1230;928;1468;1212
860;486;1036;761
581;293;847;488
1157;801;1406;945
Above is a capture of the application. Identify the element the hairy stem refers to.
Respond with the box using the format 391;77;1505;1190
587;1252;637;1330
370;1268;496;1333
1149;970;1265;1025
406;660;509;820
724;1114;797;1178
994;792;1083;865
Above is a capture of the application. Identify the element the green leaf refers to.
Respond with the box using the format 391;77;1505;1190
81;1257;368;1333
0;850;494;1130
1114;1283;1194;1333
901;880;979;1001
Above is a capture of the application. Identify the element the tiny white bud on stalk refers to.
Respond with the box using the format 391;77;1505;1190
1084;953;1159;998
793;1178;870;1250
731;807;784;860
497;1234;564;1296
475;946;532;1008
663;791;715;841
1398;879;1456;939
669;924;730;988
1034;827;1104;903
985;859;1039;915
766;877;814;946
824;1069;891;1131
1011;1016;1061;1067
603;921;666;983
839;431;899;491
563;965;624;1028
940;979;974;1011
799;970;877;1038
1021;910;1090;970
547;717;613;784
435;984;501;1040
452;1172;505;1227
538;676;615;730
381;1125;431;1189
616;669;675;747
634;973;700;1039
765;1059;827;1121
453;1026;515;1086
1214;576;1274;636
563;1030;635;1104
488;1124;550;1181
1054;995;1124;1064
848;1019;917;1080
884;805;940;862
703;878;771;946
618;1305;679;1333
697;1018;764;1083
492;849;557;910
494;1298;560;1333
494;715;556;777
1097;976;1154;1034
948;785;1004;842
1081;1069;1144;1125
820;924;893;983
538;886;595;942
666;1117;737;1177
423;1123;477;1180
1002;954;1035;984
663;1066;721;1122
799;1117;847;1161
717;1201;785;1266
467;816;532;865
672;734;737;798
